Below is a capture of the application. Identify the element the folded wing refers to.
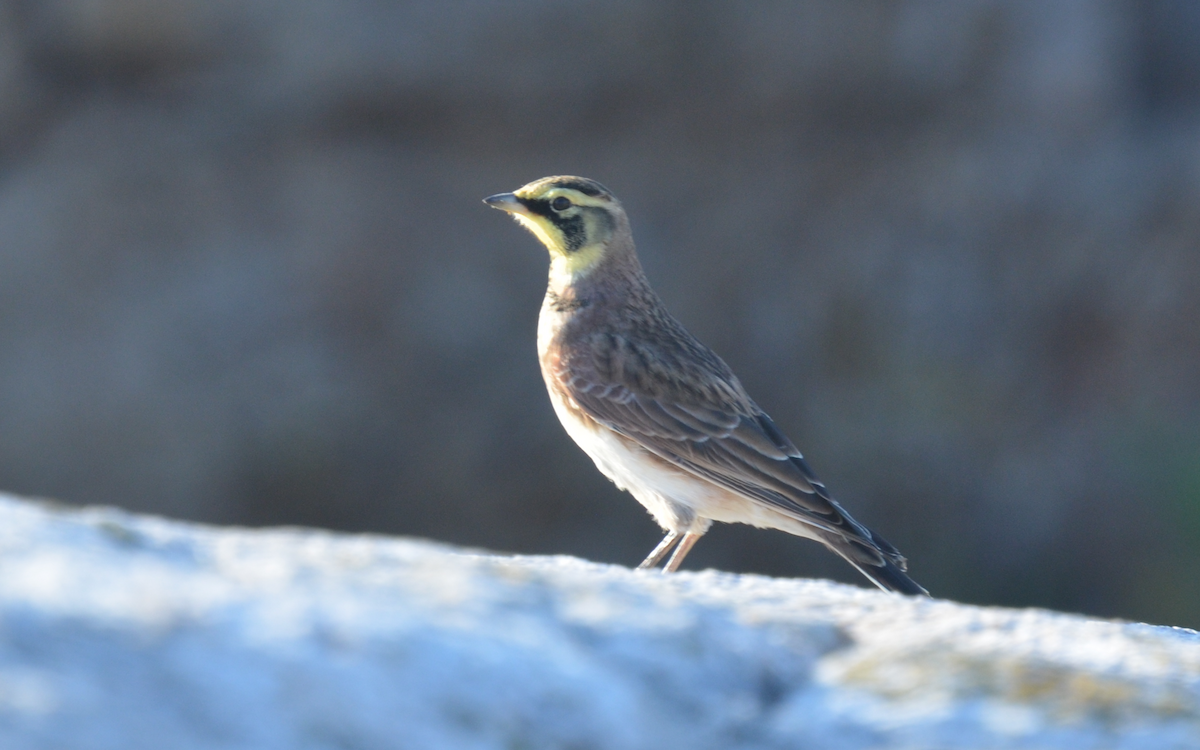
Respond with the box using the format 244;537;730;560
557;332;908;571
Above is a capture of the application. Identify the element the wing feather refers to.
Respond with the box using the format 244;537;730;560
553;334;884;546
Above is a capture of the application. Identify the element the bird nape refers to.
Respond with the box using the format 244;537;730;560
485;175;928;596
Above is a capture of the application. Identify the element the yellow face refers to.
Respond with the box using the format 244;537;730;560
486;176;619;279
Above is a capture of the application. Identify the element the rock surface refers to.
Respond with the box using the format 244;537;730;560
0;493;1197;749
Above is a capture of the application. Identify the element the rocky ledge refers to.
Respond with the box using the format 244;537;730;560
0;493;1196;749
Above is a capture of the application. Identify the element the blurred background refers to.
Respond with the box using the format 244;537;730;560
0;0;1198;626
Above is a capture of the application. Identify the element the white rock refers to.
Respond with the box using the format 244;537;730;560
0;493;1196;750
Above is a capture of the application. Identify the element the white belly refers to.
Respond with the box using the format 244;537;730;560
545;384;715;533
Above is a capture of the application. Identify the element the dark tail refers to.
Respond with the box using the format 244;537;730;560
844;555;929;596
822;529;930;596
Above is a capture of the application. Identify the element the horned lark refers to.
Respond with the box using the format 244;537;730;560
484;176;928;595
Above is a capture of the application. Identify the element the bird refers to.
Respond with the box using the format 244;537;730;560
484;175;928;595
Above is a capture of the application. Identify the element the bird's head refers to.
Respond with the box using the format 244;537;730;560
484;176;626;280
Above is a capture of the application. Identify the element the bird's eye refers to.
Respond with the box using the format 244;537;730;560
551;196;571;211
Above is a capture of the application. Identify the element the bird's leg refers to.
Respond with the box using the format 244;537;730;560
637;531;680;569
662;532;702;572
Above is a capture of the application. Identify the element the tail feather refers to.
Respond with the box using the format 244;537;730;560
844;555;929;596
821;531;930;596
